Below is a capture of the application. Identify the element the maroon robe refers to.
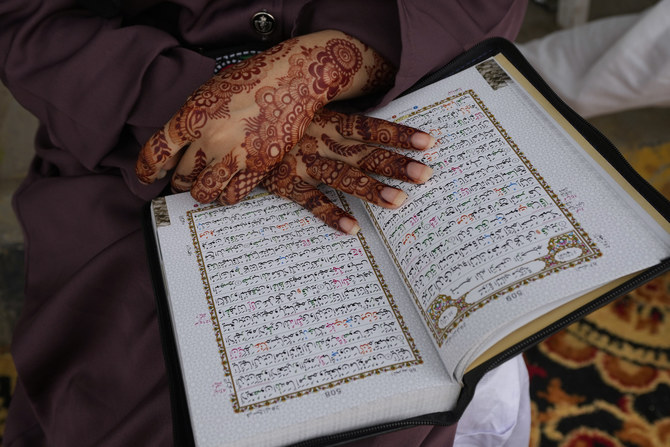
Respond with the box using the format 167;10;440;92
0;1;527;445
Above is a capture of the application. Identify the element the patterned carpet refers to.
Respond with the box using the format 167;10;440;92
526;142;670;447
0;347;14;443
0;143;668;445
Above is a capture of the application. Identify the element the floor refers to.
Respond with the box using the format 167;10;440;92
0;1;669;346
0;79;37;345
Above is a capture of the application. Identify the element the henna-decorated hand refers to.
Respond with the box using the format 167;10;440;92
262;109;434;235
135;30;397;205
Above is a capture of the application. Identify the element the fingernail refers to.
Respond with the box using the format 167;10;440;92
381;187;408;207
157;169;167;179
407;162;433;183
411;132;435;150
339;216;361;235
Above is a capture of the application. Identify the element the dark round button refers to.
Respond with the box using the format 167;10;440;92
251;11;276;36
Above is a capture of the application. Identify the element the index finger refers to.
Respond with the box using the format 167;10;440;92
263;174;360;235
320;112;435;150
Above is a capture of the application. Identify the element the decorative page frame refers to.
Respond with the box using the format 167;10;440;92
368;90;601;347
187;193;422;412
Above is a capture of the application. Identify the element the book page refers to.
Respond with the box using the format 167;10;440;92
152;191;459;446
366;56;670;379
189;192;421;410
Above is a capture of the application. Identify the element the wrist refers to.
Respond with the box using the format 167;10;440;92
297;30;395;104
241;31;368;172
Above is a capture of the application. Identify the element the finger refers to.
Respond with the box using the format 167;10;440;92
319;134;376;159
263;173;360;235
218;170;266;205
136;100;203;184
136;127;183;184
326;112;435;150
171;146;209;193
190;154;240;204
358;148;433;184
319;135;432;183
306;157;408;209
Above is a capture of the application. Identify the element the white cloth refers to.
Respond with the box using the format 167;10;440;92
519;0;670;118
454;355;531;447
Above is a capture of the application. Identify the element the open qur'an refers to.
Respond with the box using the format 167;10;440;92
147;50;670;447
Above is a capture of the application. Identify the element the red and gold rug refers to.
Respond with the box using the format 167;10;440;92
0;348;15;444
526;142;670;447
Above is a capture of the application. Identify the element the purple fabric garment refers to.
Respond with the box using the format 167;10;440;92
0;1;527;445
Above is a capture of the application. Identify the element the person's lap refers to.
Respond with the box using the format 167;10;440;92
6;168;528;446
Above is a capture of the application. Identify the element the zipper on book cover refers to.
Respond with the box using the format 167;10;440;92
475;258;670;376
291;418;444;447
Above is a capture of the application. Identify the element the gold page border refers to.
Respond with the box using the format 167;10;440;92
367;89;601;347
187;194;422;413
494;54;670;235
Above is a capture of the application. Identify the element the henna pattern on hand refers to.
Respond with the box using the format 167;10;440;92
262;104;433;232
320;135;369;158
190;154;238;204
219;170;265;205
172;149;208;192
362;52;395;94
352;118;417;149
242;38;363;173
136;129;172;183
167;56;273;146
137;31;398;209
313;110;420;149
358;148;415;183
263;156;351;232
304;157;386;204
311;108;355;133
308;39;363;101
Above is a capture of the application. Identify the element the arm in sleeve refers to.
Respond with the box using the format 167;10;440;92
0;0;214;174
